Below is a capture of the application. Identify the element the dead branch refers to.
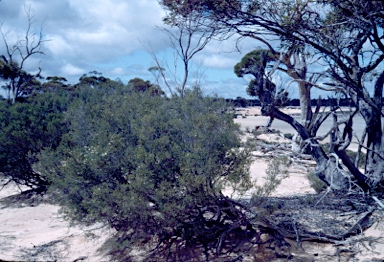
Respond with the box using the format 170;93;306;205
372;196;384;211
0;5;47;103
253;193;375;246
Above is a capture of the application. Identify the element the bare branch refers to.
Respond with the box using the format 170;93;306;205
0;4;46;103
142;42;174;96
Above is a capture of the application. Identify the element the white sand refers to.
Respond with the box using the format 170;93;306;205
0;180;113;261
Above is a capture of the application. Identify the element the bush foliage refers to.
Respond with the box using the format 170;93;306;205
36;85;254;259
0;90;71;189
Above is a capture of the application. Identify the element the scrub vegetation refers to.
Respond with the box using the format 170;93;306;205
1;0;384;261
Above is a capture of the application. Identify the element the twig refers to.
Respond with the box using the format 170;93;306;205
0;178;13;191
314;187;331;208
372;196;384;215
292;218;300;245
372;196;384;209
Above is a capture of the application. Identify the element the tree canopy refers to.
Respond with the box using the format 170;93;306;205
127;77;164;95
161;0;384;193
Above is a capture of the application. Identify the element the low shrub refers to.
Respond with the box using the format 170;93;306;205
307;172;328;193
36;86;255;260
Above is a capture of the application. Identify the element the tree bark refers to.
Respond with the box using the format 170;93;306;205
265;106;350;190
360;71;384;187
299;84;312;128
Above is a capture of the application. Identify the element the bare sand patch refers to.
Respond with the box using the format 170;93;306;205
0;180;113;261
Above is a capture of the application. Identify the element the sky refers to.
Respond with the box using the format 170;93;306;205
0;0;261;99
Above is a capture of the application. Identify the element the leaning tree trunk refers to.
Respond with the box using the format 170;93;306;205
262;103;350;190
358;72;384;189
284;51;313;153
329;109;370;192
245;50;368;190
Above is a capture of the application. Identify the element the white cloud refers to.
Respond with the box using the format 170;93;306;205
0;0;168;66
70;2;162;63
45;35;73;56
110;67;125;75
198;55;238;69
61;63;85;76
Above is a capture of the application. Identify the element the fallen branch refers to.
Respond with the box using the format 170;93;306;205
372;196;384;213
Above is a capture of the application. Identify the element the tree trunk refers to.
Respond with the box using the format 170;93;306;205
299;83;312;128
329;110;370;192
292;83;313;152
266;106;349;190
11;79;17;104
284;51;313;153
359;72;384;187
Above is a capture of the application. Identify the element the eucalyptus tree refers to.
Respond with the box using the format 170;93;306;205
161;1;326;128
160;0;335;164
146;5;218;97
161;0;384;193
75;71;110;88
291;0;384;191
127;77;164;95
148;66;166;87
41;76;71;92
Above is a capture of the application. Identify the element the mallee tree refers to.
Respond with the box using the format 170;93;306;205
161;0;384;193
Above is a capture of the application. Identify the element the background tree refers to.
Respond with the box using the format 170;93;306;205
148;65;166;87
0;6;46;103
127;77;164;95
74;71;110;88
41;76;71;92
146;7;218;97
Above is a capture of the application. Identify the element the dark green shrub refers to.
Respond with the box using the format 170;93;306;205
36;87;254;259
307;172;328;193
0;90;71;189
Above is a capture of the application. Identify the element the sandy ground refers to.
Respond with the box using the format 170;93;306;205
234;106;368;152
0;106;383;261
0;181;113;261
235;107;384;261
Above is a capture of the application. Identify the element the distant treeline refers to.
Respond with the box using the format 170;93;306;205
226;97;384;108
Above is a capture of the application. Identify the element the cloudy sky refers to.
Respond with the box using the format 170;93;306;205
0;0;261;98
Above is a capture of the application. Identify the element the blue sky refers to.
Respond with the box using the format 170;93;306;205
0;0;259;98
